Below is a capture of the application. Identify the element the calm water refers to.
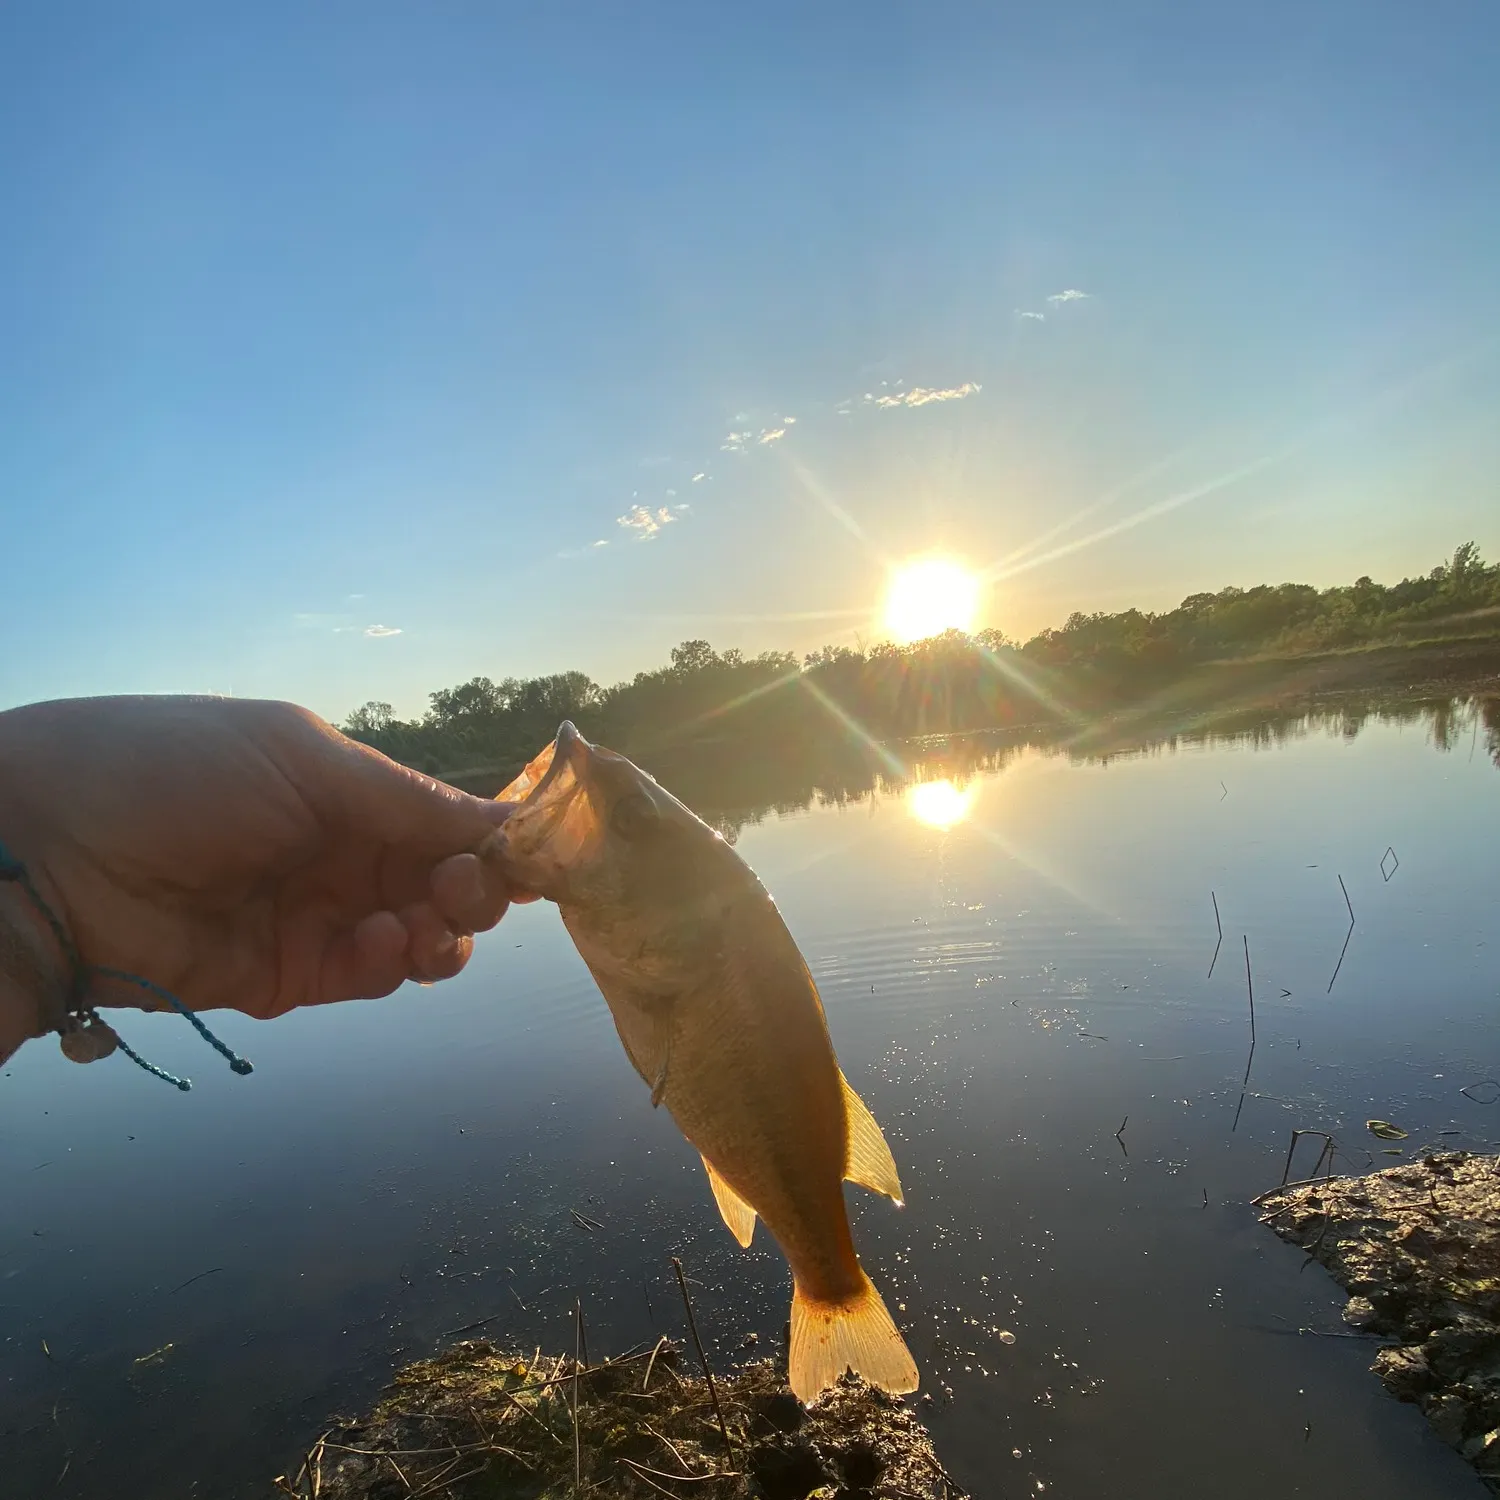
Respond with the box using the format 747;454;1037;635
4;696;1499;1499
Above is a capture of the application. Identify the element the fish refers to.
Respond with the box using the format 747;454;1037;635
486;721;918;1402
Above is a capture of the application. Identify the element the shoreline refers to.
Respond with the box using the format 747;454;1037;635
1258;1153;1500;1494
274;1338;961;1500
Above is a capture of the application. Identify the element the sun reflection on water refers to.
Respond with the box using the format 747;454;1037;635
906;778;975;830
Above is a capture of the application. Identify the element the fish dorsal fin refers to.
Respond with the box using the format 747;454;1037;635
701;1154;757;1247
841;1072;904;1206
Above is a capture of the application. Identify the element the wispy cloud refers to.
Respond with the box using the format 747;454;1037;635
867;382;982;410
617;503;686;539
691;472;707;483
364;624;402;638
758;427;787;446
720;431;749;453
1016;309;1046;322
1047;288;1090;305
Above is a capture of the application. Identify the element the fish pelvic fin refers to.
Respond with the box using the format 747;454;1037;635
789;1272;919;1402
841;1072;904;1206
700;1154;757;1248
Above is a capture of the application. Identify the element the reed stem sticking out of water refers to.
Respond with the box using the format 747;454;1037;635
671;1257;734;1464
1327;875;1356;994
1207;892;1224;979
1243;935;1255;1045
573;1299;583;1497
1231;935;1258;1134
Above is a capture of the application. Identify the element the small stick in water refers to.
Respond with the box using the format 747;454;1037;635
671;1257;733;1463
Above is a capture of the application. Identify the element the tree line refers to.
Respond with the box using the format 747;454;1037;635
343;543;1500;781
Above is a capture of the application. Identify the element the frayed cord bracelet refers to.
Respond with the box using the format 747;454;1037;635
0;840;252;1089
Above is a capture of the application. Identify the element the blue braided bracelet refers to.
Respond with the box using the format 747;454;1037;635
0;839;252;1089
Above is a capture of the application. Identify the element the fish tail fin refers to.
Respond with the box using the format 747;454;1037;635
788;1272;919;1403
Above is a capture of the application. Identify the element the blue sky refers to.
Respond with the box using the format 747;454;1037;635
2;2;1496;721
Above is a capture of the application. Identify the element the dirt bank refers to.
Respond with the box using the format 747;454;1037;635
274;1338;961;1500
1258;1152;1500;1493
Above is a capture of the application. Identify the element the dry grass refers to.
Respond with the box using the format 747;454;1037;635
274;1339;960;1500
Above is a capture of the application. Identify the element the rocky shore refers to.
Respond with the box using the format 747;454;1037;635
1258;1152;1500;1493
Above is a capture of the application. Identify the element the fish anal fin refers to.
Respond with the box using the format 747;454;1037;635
789;1273;919;1402
841;1072;904;1206
701;1155;756;1247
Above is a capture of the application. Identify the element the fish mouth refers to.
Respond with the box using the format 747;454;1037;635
530;720;589;802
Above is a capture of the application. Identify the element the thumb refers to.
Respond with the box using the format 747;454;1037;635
327;734;511;857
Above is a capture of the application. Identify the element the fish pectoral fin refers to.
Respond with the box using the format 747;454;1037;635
841;1072;905;1206
700;1154;757;1247
599;990;675;1106
649;1028;671;1108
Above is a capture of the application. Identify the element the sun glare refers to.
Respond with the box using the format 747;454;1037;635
907;779;975;831
883;557;981;644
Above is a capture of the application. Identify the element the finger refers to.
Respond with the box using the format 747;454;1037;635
399;901;470;982
429;852;514;934
316;910;412;1004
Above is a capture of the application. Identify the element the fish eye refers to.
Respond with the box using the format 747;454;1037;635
610;792;660;839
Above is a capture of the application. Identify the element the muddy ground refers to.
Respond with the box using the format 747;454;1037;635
1258;1152;1500;1493
273;1338;961;1500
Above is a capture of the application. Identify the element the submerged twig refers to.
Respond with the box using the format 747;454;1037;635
167;1266;224;1296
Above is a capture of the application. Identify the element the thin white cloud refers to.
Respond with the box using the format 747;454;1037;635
867;382;982;410
364;624;402;638
616;503;681;539
1016;309;1046;321
592;539;609;547
720;431;749;453
758;427;787;446
691;472;707;482
1047;288;1090;304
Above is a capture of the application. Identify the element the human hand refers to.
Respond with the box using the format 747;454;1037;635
0;696;530;1055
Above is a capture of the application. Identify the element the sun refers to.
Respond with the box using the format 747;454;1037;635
883;557;981;644
907;779;975;830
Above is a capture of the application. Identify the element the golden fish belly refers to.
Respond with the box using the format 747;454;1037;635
663;978;865;1303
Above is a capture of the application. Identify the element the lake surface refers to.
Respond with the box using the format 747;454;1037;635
4;694;1499;1499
